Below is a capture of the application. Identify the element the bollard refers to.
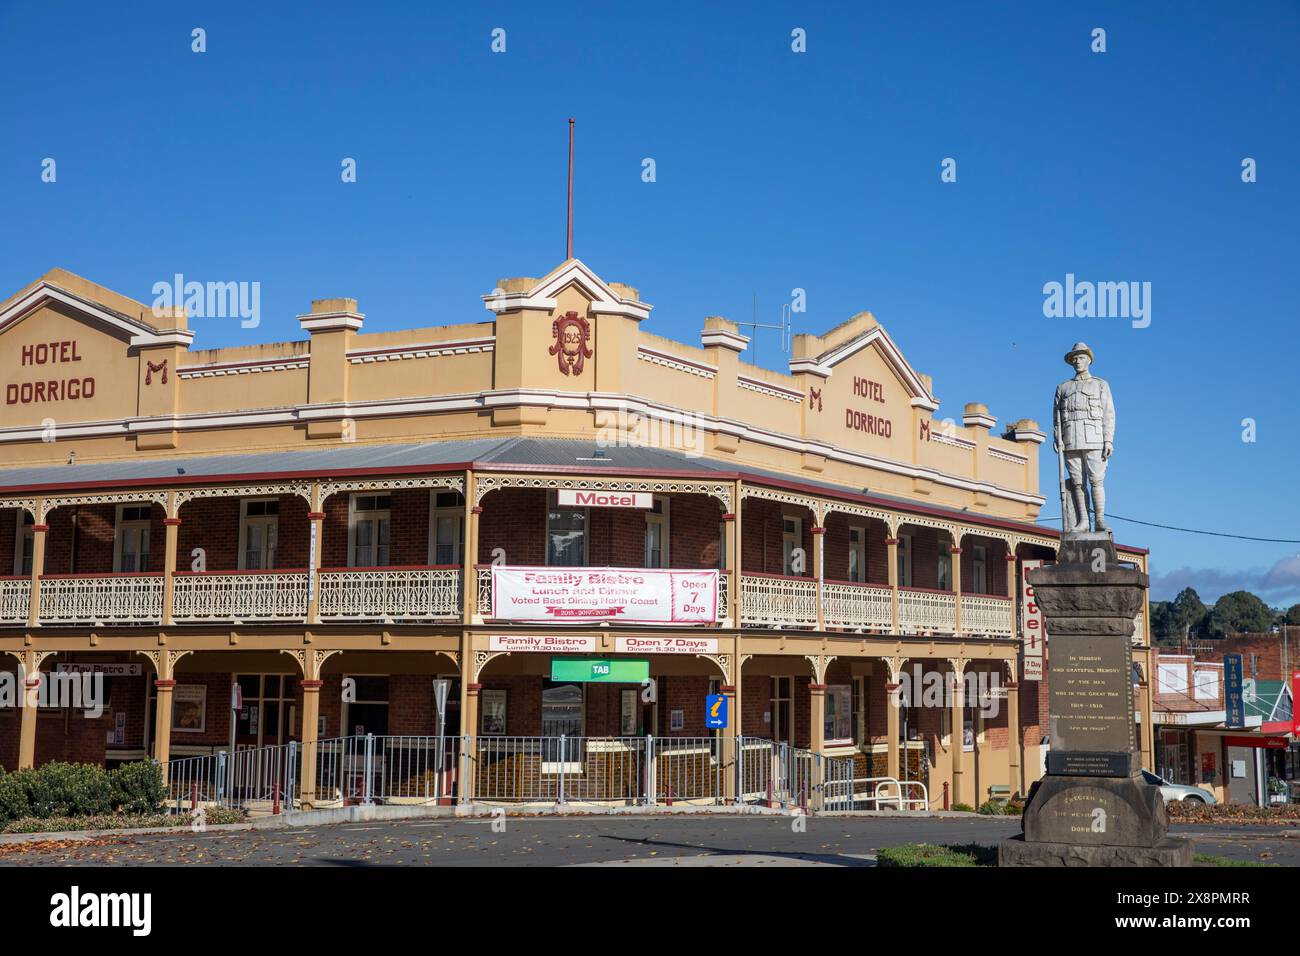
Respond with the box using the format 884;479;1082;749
190;782;197;812
943;781;950;811
272;760;281;815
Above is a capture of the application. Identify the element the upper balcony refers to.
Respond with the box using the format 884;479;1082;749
0;438;1150;642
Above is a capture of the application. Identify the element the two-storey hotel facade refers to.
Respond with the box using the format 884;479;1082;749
0;260;1157;810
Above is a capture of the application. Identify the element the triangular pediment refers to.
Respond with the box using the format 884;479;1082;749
481;259;652;321
790;316;938;411
0;270;192;348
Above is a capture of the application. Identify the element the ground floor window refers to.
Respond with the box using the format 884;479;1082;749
481;688;507;735
824;684;852;744
236;674;299;747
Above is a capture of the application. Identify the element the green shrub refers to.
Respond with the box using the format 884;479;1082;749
977;800;1006;815
109;761;166;815
0;769;34;822
26;762;114;818
951;802;975;813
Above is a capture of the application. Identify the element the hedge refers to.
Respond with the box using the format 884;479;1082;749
0;761;166;823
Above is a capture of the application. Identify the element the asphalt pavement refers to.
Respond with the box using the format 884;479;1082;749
0;814;1294;866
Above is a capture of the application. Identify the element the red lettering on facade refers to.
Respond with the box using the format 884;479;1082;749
852;376;886;403
845;408;893;438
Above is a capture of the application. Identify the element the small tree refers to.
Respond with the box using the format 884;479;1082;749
1206;591;1275;638
1170;588;1208;642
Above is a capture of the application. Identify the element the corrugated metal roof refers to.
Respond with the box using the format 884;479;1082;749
0;437;735;493
0;438;508;491
0;436;1070;544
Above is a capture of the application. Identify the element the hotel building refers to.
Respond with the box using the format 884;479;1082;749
0;260;1158;809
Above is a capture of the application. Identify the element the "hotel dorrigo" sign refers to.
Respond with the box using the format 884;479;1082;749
5;339;96;406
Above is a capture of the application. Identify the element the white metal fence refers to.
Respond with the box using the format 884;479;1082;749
172;570;309;622
164;742;298;813
740;574;818;628
822;580;893;631
163;734;929;814
0;577;28;624
898;587;956;634
317;568;462;622
38;573;164;624
307;735;461;807
960;593;1014;637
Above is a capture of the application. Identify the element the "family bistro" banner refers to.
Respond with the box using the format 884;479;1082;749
489;567;719;624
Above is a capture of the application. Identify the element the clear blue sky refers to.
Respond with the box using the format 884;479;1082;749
2;1;1297;608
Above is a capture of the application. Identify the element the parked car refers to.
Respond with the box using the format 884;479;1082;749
1141;770;1217;804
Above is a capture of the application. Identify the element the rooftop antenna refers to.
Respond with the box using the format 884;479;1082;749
737;292;793;365
566;118;575;260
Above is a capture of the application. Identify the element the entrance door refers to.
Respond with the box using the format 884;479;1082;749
542;679;584;766
771;677;792;743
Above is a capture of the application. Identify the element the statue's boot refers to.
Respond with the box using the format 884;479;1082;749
1069;485;1090;532
1092;483;1108;531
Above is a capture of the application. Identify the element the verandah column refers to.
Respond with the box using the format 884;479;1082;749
719;681;737;803
25;498;46;628
885;533;900;633
161;491;180;626
306;481;325;625
152;678;176;776
811;523;825;630
463;681;480;804
17;651;46;769
949;533;963;635
1140;647;1156;772
1005;674;1022;798
299;679;322;807
884;660;902;784
727;479;742;627
949;657;967;808
808;681;826;811
463;470;479;623
1005;551;1019;638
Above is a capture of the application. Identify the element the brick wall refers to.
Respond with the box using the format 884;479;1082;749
43;503;166;574
740;498;814;575
0;508;18;574
1194;634;1290;682
478;490;546;565
822;513;889;583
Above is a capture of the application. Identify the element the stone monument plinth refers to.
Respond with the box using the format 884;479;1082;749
999;534;1192;867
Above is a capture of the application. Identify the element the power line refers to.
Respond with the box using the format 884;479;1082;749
1034;513;1300;544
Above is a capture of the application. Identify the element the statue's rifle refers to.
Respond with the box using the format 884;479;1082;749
1056;440;1073;535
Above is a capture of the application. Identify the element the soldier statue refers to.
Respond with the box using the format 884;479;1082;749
1053;342;1114;534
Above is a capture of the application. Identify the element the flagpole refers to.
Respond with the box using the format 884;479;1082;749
566;118;574;261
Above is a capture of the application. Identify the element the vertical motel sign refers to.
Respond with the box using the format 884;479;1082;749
1020;559;1045;681
1224;654;1245;729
